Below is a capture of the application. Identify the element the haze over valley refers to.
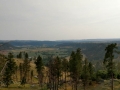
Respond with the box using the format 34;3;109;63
1;0;120;90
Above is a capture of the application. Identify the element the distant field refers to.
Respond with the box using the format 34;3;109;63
0;42;113;61
2;47;71;64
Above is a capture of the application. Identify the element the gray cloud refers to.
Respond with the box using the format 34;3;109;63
0;0;120;40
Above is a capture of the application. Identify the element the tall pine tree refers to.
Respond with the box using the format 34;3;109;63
21;53;30;86
82;58;90;90
62;58;69;90
3;53;16;87
69;48;83;90
103;43;117;90
35;55;44;87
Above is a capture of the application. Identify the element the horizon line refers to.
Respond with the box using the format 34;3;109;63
0;38;120;41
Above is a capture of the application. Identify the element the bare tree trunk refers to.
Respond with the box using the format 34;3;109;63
55;79;57;90
53;77;55;90
65;72;67;90
38;74;41;86
38;74;43;88
31;76;32;84
84;82;86;90
27;71;29;83
72;83;74;90
16;70;18;82
75;80;77;90
84;85;86;90
112;73;113;90
74;77;78;90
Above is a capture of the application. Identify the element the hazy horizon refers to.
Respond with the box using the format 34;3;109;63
0;0;120;40
0;38;120;41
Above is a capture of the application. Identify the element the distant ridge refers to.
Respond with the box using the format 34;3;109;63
0;39;120;60
0;39;120;47
0;43;15;50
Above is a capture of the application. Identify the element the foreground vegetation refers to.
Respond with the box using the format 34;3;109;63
1;80;120;90
0;43;120;90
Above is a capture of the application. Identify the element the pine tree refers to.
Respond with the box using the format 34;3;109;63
62;58;69;90
35;55;44;87
47;56;62;90
103;43;118;90
82;58;90;90
3;53;16;87
88;62;94;83
19;52;22;58
54;56;62;90
15;65;18;82
47;57;54;90
69;48;83;90
17;52;22;58
19;63;23;82
21;76;26;87
30;70;33;84
21;53;30;86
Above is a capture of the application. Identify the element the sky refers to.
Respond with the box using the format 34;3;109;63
0;0;120;40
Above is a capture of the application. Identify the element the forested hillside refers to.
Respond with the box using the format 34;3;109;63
56;43;108;60
0;44;120;90
1;40;120;61
0;43;16;50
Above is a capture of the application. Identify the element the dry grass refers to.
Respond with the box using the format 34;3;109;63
10;48;56;53
2;58;120;90
0;84;40;90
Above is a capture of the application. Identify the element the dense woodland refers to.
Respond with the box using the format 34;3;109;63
0;43;120;90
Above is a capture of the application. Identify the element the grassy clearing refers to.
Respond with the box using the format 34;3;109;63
6;47;70;58
0;84;40;90
1;79;120;90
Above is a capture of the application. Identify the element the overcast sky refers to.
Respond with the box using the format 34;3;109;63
0;0;120;40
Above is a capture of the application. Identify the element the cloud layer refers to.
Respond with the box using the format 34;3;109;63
0;0;120;40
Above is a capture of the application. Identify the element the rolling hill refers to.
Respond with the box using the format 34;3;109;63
0;39;120;61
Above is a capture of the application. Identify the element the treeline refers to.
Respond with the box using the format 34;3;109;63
0;43;120;90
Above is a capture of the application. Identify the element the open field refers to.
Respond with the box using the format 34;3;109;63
1;47;72;64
